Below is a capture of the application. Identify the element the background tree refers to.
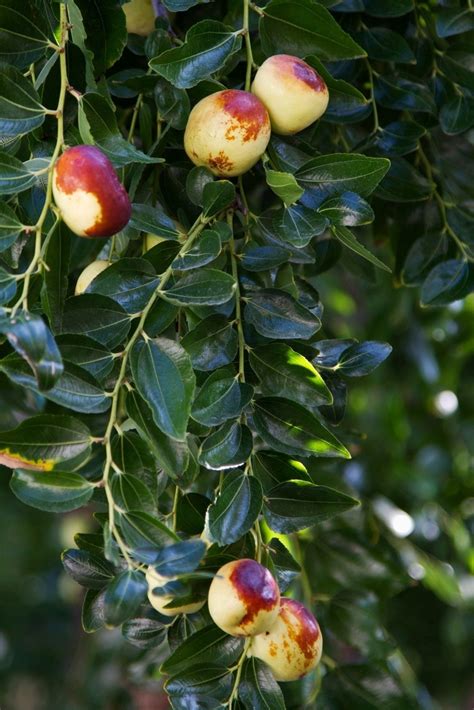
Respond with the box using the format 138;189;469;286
0;0;473;708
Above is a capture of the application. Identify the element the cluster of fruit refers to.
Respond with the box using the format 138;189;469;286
147;559;323;682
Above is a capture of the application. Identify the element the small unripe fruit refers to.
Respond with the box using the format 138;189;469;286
75;260;109;295
208;559;280;637
252;55;329;135
146;566;205;617
123;0;156;36
184;90;271;177
53;146;131;238
249;598;323;681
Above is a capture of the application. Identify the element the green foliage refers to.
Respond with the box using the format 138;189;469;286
0;0;473;708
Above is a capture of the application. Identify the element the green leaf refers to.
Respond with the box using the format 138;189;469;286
355;27;415;64
0;310;64;390
245;288;321;340
0;414;91;472
374;120;426;157
87;258;159;313
319;192;374;227
176;493;210;535
264;481;359;532
305;55;369;124
67;0;96;88
163;0;213;9
163;269;236;306
252;397;350;459
172;229;221;271
265;168;304;207
111;473;156;515
80;92;163;167
150;20;242;89
126;390;190;479
151;539;207;577
62;549;115;589
321;663;418;709
265;538;301;593
192;367;252;427
0;151;38;195
374;76;436;114
296;154;390;202
337;341;392;376
182;315;238;371
120;511;178;564
162;625;244;675
122;610;168;649
241;243;290;272
155;77;190;130
10;469;94;513
364;0;414;17
260;0;366;61
130;203;181;240
440;95;474;136
165;663;232;703
56;335;114;380
0;200;24;252
0;267;16;305
202;180;235;218
208;471;263;545
332;225;392;272
82;588;107;633
238;658;286;710
252;451;311;490
0;355;110;414
198;421;253;470
0;63;46;138
249;343;332;407
61;294;131;348
0;1;50;68
41;222;71;333
376;157;434;202
74;0;127;76
421;259;473;307
264;203;328;249
131;338;196;441
435;7;474;38
104;570;148;627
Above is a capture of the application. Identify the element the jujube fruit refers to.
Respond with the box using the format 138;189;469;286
252;55;329;135
207;559;280;637
249;597;323;681
146;565;205;617
75;260;109;295
184;90;271;177
52;145;131;238
123;0;156;36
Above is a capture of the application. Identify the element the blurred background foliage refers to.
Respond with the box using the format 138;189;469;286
1;260;472;710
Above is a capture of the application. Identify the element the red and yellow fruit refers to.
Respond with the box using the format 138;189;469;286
53;146;131;238
184;90;271;177
207;559;280;636
123;0;156;36
252;55;329;135
249;597;323;681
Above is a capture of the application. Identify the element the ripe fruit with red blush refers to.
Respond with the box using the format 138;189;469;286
249;597;323;681
184;90;271;177
52;146;131;238
146;566;205;617
207;559;280;636
252;55;329;135
123;0;156;36
75;260;109;295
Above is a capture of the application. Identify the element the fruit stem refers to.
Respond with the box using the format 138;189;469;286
11;2;69;315
242;0;254;91
100;214;210;568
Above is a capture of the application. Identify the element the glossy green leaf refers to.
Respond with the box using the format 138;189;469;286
202;180;235;219
122;610;168;649
375;76;436;114
0;267;16;305
252;397;350;459
192;367;252;426
207;470;263;545
374;121;426;157
182;315;238;371
151;539;207;578
252;451;311;489
238;658;286;710
41;222;71;333
111;473;156;515
421;259;473;307
104;570;148;627
61;294;131;348
435;7;474;38
130;203;182;240
163;269;236;306
150;20;242;89
440;95;474;136
0;1;50;68
62;549;115;589
241;242;290;272
332;225;392;272
265;481;359;532
131;337;195;441
0;63;46;138
356;27;415;64
198;421;253;470
57;335;115;380
319;192;374;227
245;289;321;340
0;200;24;252
296;154;390;203
364;0;414;17
376;158;434;202
165;663;232;702
10;469;94;513
87;258;159;313
120;511;178;564
172;230;221;271
0;151;38;195
265;168;304;206
260;0;366;61
162;625;244;675
337;341;392;376
74;0;127;76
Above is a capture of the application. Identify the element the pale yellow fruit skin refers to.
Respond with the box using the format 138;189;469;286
123;0;156;36
146;565;205;617
75;260;109;295
249;598;323;681
53;186;102;238
252;54;329;135
184;90;271;177
207;559;280;637
144;233;167;251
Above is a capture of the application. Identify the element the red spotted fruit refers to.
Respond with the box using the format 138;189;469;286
207;559;280;636
146;565;205;617
249;597;323;681
252;55;329;135
123;0;156;36
184;90;271;177
53;146;131;238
